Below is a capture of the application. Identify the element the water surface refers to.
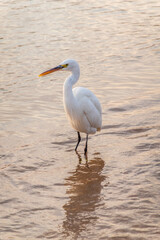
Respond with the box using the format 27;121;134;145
0;0;160;239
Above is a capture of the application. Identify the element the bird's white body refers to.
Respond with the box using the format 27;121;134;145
62;60;102;135
64;86;102;134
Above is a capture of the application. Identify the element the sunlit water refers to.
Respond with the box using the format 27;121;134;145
0;0;160;239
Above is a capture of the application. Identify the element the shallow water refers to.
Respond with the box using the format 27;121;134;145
0;0;160;239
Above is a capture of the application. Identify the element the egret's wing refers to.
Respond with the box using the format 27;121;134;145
73;87;102;115
73;87;102;130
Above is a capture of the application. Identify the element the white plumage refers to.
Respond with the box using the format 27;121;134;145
39;59;102;155
67;86;102;134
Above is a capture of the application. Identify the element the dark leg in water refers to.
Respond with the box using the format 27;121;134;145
75;132;81;151
84;134;88;155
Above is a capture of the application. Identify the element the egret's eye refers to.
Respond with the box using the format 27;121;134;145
62;64;68;68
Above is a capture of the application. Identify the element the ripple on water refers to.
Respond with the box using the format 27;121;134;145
135;142;160;152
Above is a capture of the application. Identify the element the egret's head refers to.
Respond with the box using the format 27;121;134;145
39;59;79;77
60;59;79;71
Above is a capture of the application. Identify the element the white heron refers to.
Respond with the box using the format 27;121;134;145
39;59;102;155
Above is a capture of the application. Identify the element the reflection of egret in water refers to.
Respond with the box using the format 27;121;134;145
62;153;106;239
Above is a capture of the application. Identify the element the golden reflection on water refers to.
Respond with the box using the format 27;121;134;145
62;153;106;238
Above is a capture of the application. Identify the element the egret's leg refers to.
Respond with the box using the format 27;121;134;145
75;132;81;151
84;134;88;155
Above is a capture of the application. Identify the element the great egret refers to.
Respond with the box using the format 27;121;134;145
39;59;102;155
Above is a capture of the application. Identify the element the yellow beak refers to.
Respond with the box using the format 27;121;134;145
39;65;63;77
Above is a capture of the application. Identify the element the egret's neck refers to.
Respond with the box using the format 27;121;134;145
63;68;80;110
63;67;80;94
65;67;80;86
